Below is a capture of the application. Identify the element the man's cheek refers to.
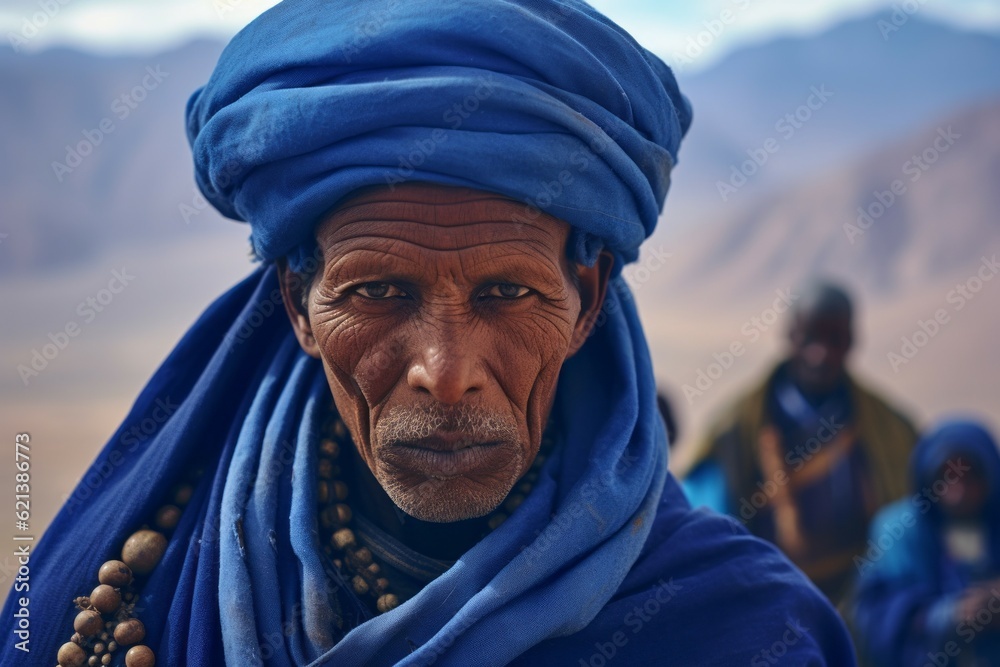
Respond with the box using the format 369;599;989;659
349;335;410;399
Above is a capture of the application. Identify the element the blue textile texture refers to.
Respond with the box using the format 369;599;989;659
0;1;855;665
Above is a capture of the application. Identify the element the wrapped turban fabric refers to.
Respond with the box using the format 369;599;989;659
1;1;855;665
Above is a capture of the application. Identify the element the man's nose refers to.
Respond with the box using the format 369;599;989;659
406;338;486;404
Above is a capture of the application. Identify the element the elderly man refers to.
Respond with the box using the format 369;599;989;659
4;1;854;665
681;282;918;609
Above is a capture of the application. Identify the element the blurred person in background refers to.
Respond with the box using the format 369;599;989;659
678;281;918;607
853;420;1000;666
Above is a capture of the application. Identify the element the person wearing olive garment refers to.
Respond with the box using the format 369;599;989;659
1;1;855;665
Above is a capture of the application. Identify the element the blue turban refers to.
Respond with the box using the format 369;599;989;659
1;1;854;665
186;0;692;274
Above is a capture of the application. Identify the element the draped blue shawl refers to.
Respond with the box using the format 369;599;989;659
1;1;854;665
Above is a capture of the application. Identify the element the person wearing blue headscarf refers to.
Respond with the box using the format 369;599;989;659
3;1;855;665
853;420;1000;666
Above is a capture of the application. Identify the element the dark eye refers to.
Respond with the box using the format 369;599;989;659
483;283;530;299
356;282;406;299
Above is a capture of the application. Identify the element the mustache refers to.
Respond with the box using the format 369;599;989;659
374;403;520;447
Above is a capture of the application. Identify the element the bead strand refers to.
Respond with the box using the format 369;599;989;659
316;419;401;614
315;408;555;616
55;471;202;667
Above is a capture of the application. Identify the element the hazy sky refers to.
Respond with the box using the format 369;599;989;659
2;0;999;71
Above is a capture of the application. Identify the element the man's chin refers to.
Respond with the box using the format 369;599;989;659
380;475;512;523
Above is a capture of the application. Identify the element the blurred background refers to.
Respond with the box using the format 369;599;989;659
1;0;998;606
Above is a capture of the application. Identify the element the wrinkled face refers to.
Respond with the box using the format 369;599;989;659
280;183;610;522
788;313;852;394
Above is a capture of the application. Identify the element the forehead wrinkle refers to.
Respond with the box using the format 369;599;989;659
320;217;562;253
324;197;566;232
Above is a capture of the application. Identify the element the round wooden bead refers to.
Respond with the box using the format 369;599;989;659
504;494;525;512
376;594;400;613
124;645;155;667
74;609;103;637
334;503;352;524
319;438;340;458
93;642;105;654
58;641;87;667
121;530;167;576
154;505;182;531
317;459;334;480
101;655;112;666
331;528;355;550
90;585;121;614
114;618;146;646
316;481;330;504
333;421;348;439
98;560;133;588
173;484;194;507
353;547;372;566
332;481;349;501
319;506;339;530
89;656;99;667
351;575;369;595
373;577;390;594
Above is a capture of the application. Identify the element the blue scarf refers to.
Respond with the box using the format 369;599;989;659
1;1;855;664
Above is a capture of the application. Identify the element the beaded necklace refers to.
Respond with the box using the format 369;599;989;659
55;469;202;667
315;405;553;615
53;408;553;665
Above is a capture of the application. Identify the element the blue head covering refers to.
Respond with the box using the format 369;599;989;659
1;2;854;665
909;419;1000;563
185;0;692;275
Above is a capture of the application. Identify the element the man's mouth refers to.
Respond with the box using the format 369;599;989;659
385;436;506;478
